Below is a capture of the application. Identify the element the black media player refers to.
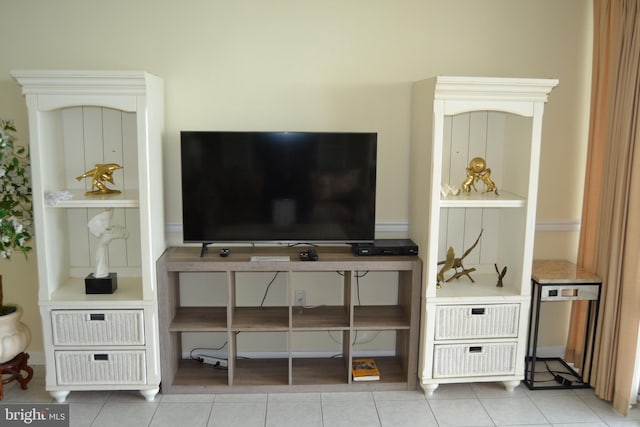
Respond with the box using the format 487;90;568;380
352;239;419;256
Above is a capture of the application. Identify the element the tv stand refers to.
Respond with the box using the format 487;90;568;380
156;246;422;393
199;242;212;257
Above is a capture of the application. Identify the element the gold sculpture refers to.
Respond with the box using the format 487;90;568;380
436;230;483;288
76;163;123;195
495;264;507;287
461;157;499;195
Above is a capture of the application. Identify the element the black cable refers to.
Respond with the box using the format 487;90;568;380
334;270;368;306
287;242;317;248
190;343;228;361
336;271;369;278
527;368;577;376
259;271;280;307
542;360;581;386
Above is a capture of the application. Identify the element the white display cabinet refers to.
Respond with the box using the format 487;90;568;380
12;70;165;402
409;76;557;395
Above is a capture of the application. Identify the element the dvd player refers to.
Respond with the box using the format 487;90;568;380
352;239;419;256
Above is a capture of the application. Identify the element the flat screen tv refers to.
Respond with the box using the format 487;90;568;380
180;131;377;246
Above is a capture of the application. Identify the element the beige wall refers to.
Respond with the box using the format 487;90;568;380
0;0;592;357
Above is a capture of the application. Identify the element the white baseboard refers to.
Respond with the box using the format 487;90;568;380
167;219;580;243
535;220;581;232
533;346;567;358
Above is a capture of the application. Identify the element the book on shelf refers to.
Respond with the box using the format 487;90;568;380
352;358;380;381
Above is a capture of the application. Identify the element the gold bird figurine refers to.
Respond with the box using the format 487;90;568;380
76;163;123;195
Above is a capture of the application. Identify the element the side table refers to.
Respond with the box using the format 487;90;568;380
0;352;34;400
525;260;601;390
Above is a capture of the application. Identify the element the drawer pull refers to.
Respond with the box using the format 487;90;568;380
468;346;483;353
89;314;105;321
470;308;486;315
93;354;109;361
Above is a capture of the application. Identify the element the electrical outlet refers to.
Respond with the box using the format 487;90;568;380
295;290;306;306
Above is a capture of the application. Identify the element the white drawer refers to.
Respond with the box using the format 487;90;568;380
52;310;145;346
433;342;517;378
435;304;520;340
55;350;146;385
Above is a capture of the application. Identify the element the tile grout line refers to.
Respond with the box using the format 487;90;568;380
470;385;498;427
89;394;112;427
371;391;384;427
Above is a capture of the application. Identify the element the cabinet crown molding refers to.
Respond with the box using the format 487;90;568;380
11;69;158;96
434;76;559;102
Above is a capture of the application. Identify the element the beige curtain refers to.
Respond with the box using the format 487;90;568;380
566;0;640;416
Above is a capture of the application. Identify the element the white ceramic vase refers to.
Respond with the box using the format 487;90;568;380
0;305;31;364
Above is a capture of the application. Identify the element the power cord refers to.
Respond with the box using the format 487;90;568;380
543;360;577;386
190;343;228;360
190;343;229;367
259;271;281;306
336;270;369;306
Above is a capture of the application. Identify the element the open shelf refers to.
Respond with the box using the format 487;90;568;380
353;306;411;329
440;190;525;208
233;358;289;386
292;306;349;330
170;307;227;331
232;307;289;330
292;358;348;385
44;277;144;305
157;246;422;393
434;272;528;301
172;359;229;388
46;189;140;208
361;356;408;384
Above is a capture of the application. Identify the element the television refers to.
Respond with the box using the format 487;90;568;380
180;131;377;247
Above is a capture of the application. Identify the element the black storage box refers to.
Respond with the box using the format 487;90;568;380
85;272;118;294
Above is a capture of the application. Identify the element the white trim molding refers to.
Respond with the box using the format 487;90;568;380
535;219;581;232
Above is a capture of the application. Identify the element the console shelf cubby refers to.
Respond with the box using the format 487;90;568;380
157;246;422;393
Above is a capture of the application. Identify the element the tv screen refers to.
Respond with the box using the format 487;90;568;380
180;131;377;245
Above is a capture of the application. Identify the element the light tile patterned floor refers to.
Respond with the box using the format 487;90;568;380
2;366;639;426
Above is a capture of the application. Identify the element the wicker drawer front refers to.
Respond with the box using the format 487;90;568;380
433;342;517;378
435;304;520;340
52;310;144;346
55;351;146;385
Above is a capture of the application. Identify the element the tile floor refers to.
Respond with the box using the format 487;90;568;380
2;366;640;427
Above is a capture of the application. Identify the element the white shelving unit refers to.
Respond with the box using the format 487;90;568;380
12;70;165;402
409;76;558;395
